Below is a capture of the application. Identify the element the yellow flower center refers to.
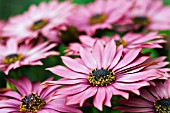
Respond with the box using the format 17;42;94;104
19;92;46;113
2;54;23;64
31;19;48;31
88;68;116;86
89;13;107;25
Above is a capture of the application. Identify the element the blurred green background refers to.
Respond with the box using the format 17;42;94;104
0;0;95;20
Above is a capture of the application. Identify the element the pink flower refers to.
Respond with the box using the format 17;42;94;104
65;32;165;55
65;35;110;55
0;76;82;113
112;32;166;52
43;39;167;111
68;0;133;35
119;0;170;30
2;1;74;43
0;38;59;75
115;79;170;113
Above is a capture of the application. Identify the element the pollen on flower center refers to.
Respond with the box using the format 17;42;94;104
31;19;48;31
19;92;46;113
89;13;107;25
132;16;151;26
154;98;170;113
88;68;116;86
2;53;24;64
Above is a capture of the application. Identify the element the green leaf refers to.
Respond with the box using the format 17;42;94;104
142;49;159;57
6;81;16;91
0;0;50;20
0;72;6;88
72;0;94;5
164;0;170;5
159;30;170;36
168;50;170;62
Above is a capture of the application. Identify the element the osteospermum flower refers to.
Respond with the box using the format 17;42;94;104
112;32;166;52
119;0;170;30
115;79;170;113
43;39;167;111
65;35;110;55
0;76;82;113
65;32;165;55
2;1;74;42
0;38;58;74
68;0;133;35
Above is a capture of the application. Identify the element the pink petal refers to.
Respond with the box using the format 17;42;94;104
93;87;106;111
92;40;104;69
140;89;156;102
109;45;123;69
104;87;113;107
114;48;141;71
61;56;90;74
46;66;87;79
80;47;97;69
7;38;18;53
102;39;116;69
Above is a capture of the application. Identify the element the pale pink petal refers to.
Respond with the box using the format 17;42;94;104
93;87;105;111
61;56;90;74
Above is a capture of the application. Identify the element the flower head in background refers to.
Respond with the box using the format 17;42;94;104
43;39;168;111
65;35;111;55
0;76;82;113
65;32;165;55
2;1;74;43
119;0;170;31
0;38;58;74
116;79;170;113
69;0;133;35
112;32;166;52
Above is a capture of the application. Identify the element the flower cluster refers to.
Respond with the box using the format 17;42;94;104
0;0;170;113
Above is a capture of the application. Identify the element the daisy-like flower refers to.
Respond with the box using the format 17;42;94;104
112;32;166;52
0;38;58;75
43;39;168;111
115;79;170;113
119;0;170;31
2;1;74;43
65;32;165;55
68;0;133;35
0;76;82;113
65;35;110;55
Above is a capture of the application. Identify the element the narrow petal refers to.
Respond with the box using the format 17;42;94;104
61;56;90;74
46;66;87;79
113;48;141;71
93;87;106;111
102;39;116;69
80;47;97;69
92;40;104;69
